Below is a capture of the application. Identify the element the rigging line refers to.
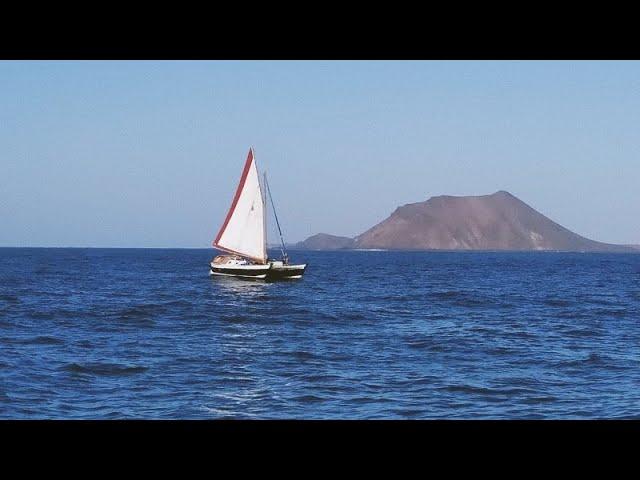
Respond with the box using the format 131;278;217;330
264;172;287;259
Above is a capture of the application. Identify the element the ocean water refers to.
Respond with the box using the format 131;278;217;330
1;247;639;419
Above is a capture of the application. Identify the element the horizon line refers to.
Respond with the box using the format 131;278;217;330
1;245;639;252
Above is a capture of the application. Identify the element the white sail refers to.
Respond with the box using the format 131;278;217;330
213;148;267;264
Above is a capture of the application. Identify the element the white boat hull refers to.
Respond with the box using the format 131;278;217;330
209;270;268;279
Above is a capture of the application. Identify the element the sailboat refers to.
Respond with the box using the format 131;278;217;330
209;148;307;280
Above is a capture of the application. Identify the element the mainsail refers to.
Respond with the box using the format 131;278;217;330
213;148;267;264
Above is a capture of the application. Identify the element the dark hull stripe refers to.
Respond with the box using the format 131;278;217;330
266;268;306;279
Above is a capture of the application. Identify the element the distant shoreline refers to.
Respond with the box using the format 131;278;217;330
288;248;640;254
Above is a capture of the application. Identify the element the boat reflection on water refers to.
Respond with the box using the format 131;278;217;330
211;275;272;298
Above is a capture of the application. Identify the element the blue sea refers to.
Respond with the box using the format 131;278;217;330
1;247;639;419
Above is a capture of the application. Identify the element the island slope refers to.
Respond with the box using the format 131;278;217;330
297;191;635;252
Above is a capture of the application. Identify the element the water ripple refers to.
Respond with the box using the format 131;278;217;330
61;362;149;376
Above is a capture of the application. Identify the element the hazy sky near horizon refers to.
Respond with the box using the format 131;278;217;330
1;60;639;247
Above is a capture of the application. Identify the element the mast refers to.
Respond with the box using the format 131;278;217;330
260;154;267;262
264;172;287;261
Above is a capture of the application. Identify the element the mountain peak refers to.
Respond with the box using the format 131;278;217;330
426;190;515;203
492;190;513;197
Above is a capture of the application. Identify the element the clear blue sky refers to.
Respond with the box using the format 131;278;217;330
1;61;639;247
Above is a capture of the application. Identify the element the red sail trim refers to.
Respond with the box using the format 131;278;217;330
213;148;255;247
212;243;267;264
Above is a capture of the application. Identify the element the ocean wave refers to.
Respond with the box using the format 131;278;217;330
344;395;385;404
220;314;250;323
521;395;558;404
16;336;64;345
0;294;20;304
292;394;326;403
439;384;497;395
430;290;492;307
590;308;629;318
28;311;56;320
162;299;193;308
61;362;148;376
300;374;342;383
544;298;573;307
117;304;165;318
585;297;619;306
290;350;317;361
560;353;611;367
556;311;590;319
439;385;535;396
430;290;465;300
561;328;597;338
389;408;425;418
405;339;448;352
